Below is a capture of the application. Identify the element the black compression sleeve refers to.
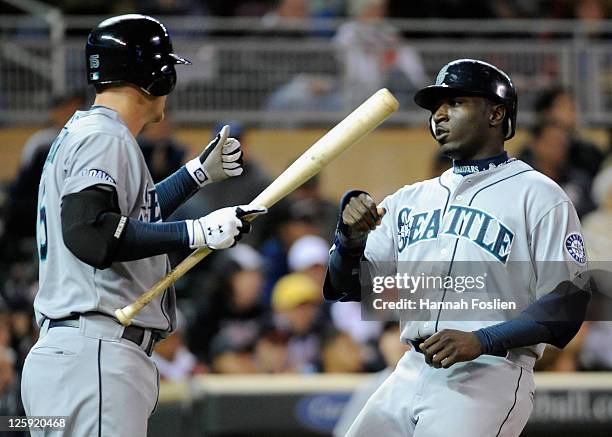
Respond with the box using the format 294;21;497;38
323;231;365;302
113;217;189;261
474;319;553;356
155;166;199;220
62;187;190;269
473;277;591;355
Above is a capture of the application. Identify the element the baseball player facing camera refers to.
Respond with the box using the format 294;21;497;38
22;14;265;436
325;59;590;436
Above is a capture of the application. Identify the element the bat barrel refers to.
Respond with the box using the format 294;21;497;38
251;88;399;209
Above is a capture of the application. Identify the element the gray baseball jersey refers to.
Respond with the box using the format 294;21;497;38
35;105;175;331
346;158;587;437
364;158;585;356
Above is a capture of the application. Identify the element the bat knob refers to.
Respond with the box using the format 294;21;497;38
115;308;133;326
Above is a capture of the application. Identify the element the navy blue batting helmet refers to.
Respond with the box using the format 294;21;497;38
86;14;190;96
414;59;518;140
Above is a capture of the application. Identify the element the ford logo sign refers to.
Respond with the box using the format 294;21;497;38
295;393;351;433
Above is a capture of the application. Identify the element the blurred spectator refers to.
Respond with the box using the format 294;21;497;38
518;121;596;217
152;310;207;381
0;346;23;418
187;244;266;363
0;309;37;375
3;92;84;244
272;273;323;373
259;0;338;122
534;326;589;372
287;234;330;286
261;0;308;36
490;0;543;19
574;0;611;38
254;327;293;373
333;0;427;108
209;325;259;374
172;121;276;247
1;262;37;316
264;74;341;123
260;199;320;301
137;117;187;182
333;323;409;437
329;301;382;347
577;163;612;371
0;314;10;349
582;162;612;260
575;0;608;20
286;234;384;356
388;0;498;19
56;0;114;14
310;0;345;27
319;328;363;373
579;322;612;370
265;0;426;119
377;322;410;368
534;87;606;178
291;175;338;240
137;0;206;16
10;310;36;372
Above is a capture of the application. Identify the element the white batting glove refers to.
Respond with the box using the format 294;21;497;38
185;205;267;250
185;125;244;187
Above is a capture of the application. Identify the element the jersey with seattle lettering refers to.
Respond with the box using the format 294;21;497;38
364;158;586;359
35;106;175;332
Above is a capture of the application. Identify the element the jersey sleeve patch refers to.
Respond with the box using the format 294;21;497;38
565;232;587;265
80;168;116;184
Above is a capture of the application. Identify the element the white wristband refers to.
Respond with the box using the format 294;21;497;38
186;157;209;187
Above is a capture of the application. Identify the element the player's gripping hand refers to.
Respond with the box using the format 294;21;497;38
419;329;483;369
185;205;267;250
186;125;244;187
339;190;386;240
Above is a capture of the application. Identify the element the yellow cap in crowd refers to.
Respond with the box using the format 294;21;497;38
272;273;320;311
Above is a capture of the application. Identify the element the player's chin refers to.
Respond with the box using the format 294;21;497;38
438;141;460;159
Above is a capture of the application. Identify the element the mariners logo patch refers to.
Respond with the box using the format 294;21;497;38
565;233;586;265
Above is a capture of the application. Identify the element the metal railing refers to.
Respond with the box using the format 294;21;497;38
0;15;611;126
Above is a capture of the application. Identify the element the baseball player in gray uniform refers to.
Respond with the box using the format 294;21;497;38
21;14;265;436
325;59;590;436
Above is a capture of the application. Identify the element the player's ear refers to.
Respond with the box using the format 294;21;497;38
489;103;506;128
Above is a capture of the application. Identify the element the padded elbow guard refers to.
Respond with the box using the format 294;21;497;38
61;188;128;269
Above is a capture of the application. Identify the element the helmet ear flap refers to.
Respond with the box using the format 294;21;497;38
505;116;514;140
146;64;177;96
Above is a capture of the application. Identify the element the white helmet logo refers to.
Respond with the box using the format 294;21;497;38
89;54;100;69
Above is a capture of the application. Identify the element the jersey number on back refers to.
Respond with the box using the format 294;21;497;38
39;206;48;261
38;126;70;263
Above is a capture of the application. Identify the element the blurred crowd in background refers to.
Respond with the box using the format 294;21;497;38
1;0;610;22
0;0;610;422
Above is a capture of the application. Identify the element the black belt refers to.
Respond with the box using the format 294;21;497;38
48;315;159;356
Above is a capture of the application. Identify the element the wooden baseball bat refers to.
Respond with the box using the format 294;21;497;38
115;88;399;326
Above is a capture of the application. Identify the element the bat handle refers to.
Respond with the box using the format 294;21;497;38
114;245;215;326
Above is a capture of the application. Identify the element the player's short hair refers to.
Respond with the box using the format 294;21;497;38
93;83;123;94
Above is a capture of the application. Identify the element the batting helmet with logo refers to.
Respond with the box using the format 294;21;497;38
86;14;190;97
414;59;518;140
